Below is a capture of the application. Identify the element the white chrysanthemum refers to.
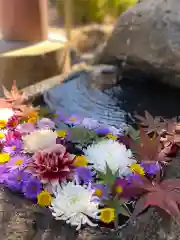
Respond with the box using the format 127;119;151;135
23;129;57;153
50;182;99;230
0;108;14;121
84;139;136;177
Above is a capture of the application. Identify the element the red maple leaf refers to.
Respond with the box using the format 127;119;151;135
132;174;180;222
135;111;166;134
129;128;171;164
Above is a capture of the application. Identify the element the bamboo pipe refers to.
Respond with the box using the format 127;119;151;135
63;0;73;74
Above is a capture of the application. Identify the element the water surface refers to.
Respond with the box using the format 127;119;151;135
43;71;180;128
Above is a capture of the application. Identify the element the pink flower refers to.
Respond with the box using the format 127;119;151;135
6;115;20;128
30;144;75;183
5;131;22;141
37;118;55;130
17;123;35;135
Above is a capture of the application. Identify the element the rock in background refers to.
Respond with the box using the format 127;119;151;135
93;0;180;88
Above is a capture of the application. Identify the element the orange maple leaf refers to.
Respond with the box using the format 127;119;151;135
2;80;26;105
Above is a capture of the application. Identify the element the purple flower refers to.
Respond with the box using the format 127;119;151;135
0;166;9;184
55;112;67;122
64;115;82;126
95;127;111;135
115;178;144;200
0;165;6;175
92;183;108;200
22;177;42;200
5;169;32;192
37;118;55;130
17;123;35;135
126;173;143;184
108;126;122;136
4;139;22;155
6;154;31;170
114;178;129;195
115;178;129;188
82;118;99;130
95;125;123;136
75;167;93;184
140;163;160;176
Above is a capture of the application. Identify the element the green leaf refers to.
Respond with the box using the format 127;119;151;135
68;126;100;144
38;107;55;119
102;198;119;209
118;198;129;205
102;196;131;217
125;125;140;141
38;107;49;116
116;204;131;217
97;163;119;186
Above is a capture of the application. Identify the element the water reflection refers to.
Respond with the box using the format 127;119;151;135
43;71;180;128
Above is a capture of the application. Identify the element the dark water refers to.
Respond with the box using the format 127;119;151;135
42;70;180;128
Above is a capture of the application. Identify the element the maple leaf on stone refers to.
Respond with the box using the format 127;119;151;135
14;104;40;118
165;118;178;135
0;98;12;108
2;80;26;105
135;111;166;134
132;174;180;222
164;120;180;147
129;128;171;163
159;118;180;149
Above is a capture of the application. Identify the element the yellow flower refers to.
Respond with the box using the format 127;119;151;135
28;117;37;124
115;185;123;194
100;208;115;224
14;159;24;165
37;190;52;207
106;134;117;141
0;132;5;139
28;111;39;119
73;155;88;167
57;130;67;138
94;188;103;198
12;145;16;150
12;120;18;127
54;114;59;119
130;163;145;176
0;120;7;129
69;117;77;122
0;153;10;164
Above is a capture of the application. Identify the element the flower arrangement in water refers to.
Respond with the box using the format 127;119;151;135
0;82;179;231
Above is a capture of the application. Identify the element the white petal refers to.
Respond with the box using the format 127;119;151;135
84;140;136;177
50;182;100;229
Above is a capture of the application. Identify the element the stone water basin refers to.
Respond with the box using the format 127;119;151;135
43;70;180;127
1;69;180;240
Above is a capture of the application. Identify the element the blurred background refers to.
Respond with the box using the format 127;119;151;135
0;0;138;90
48;0;137;54
48;0;136;25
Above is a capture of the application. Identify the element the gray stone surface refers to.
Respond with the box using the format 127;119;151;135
93;0;180;88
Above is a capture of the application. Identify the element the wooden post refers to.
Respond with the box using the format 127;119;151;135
0;0;48;42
